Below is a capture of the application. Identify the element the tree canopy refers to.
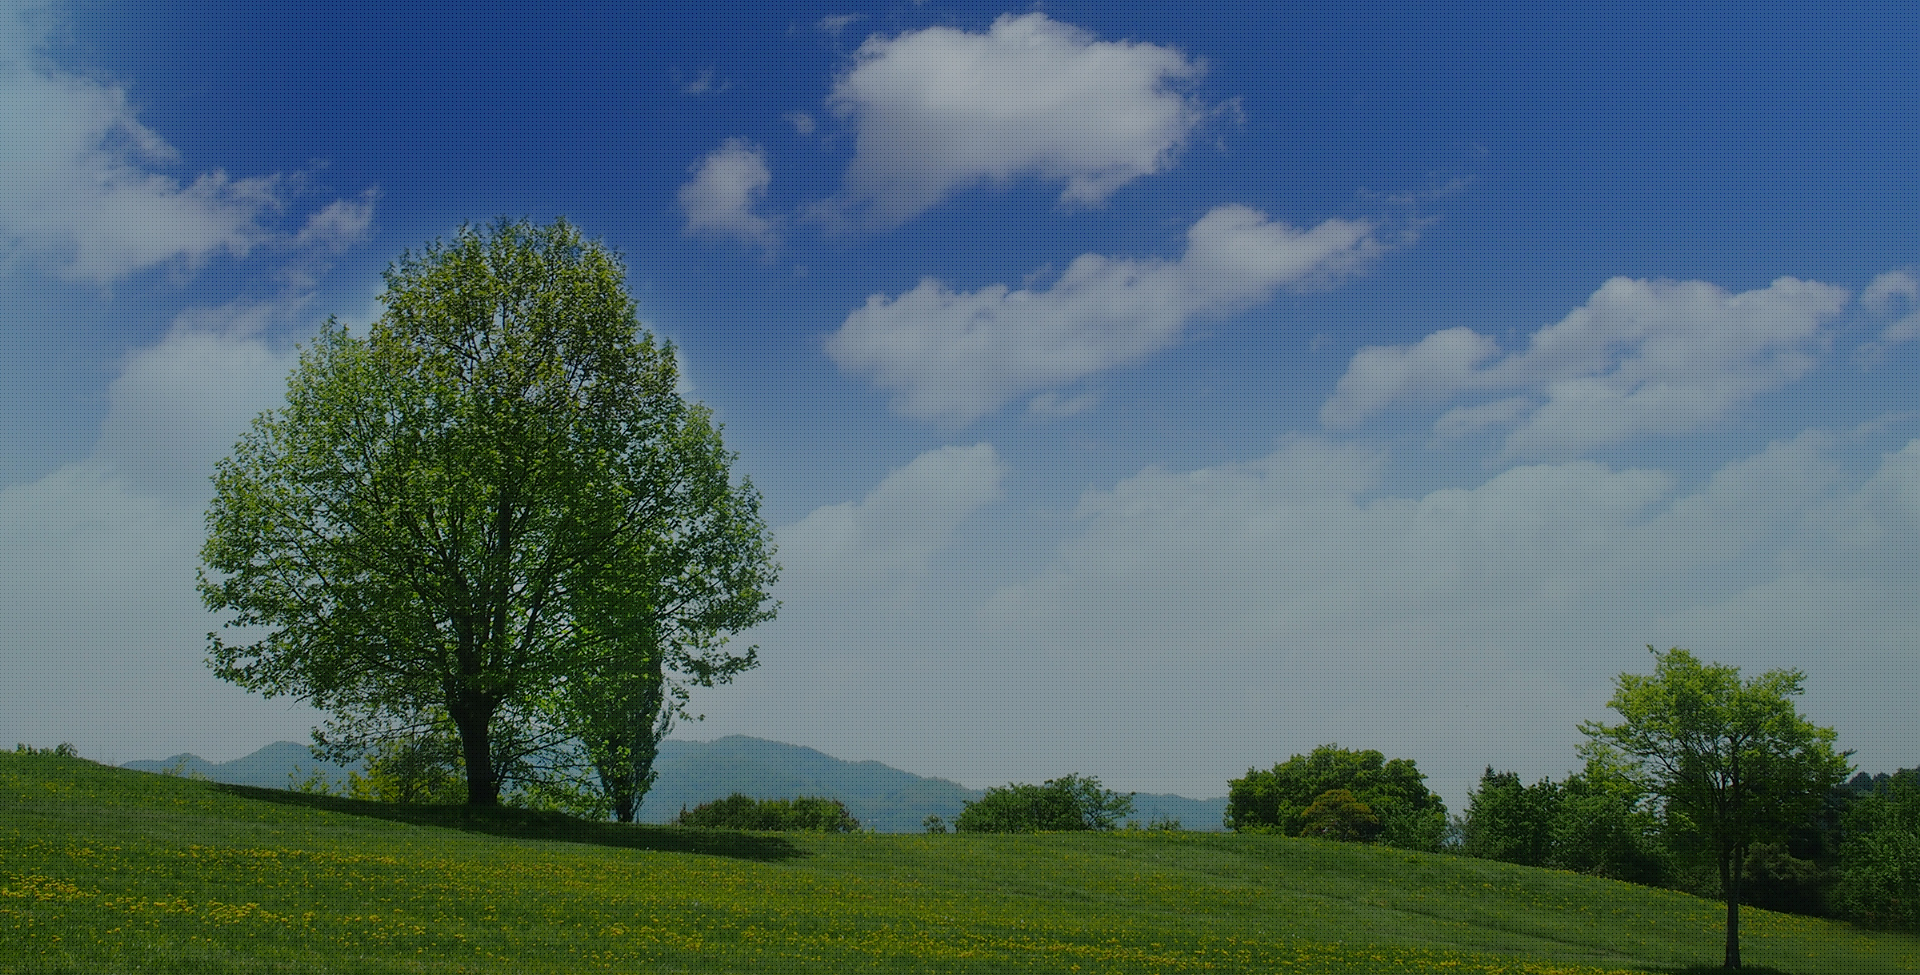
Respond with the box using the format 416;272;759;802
1580;647;1851;969
1226;745;1448;851
953;774;1136;833
200;218;777;808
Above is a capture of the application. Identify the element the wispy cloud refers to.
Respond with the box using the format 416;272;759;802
1322;276;1850;457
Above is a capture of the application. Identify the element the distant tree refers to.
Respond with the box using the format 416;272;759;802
674;793;860;832
344;721;467;804
200;218;778;807
1580;647;1852;969
1831;772;1920;931
923;814;949;834
1459;768;1561;867
1227;745;1448;851
1548;760;1669;885
953;774;1136;833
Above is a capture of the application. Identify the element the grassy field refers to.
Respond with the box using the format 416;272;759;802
2;752;1914;974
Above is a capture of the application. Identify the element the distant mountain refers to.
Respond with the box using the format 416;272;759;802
123;741;359;791
125;736;1227;832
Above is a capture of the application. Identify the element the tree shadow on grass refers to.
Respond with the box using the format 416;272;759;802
211;783;805;862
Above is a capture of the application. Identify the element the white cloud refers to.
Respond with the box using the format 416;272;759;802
827;12;1208;227
0;320;324;762
1323;276;1850;457
829;205;1379;423
292;191;378;252
93;309;301;500
776;444;1005;593
1862;269;1920;343
679;139;776;247
0;1;372;283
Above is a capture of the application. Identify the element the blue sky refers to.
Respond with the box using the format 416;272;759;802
3;0;1916;810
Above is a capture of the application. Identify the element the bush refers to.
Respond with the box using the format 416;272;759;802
674;793;860;832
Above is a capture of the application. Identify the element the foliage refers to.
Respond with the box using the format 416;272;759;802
343;721;469;805
1459;768;1560;866
953;774;1136;833
1226;744;1448;851
14;742;81;758
1460;762;1670;885
1831;773;1920;931
674;793;861;832
1547;766;1670;885
1299;789;1383;842
923;814;949;834
200;218;778;807
1579;647;1853;969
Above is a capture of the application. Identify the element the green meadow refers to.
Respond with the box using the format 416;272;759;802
3;752;1914;975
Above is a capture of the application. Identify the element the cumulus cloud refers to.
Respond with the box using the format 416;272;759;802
0;1;372;283
776;444;1005;593
679;139;777;247
826;12;1208;227
1323;276;1850;457
93;308;303;499
829;205;1380;423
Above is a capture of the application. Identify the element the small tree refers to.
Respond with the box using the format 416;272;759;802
1580;647;1852;969
953;774;1135;833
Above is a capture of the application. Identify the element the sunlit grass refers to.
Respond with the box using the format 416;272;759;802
3;752;1915;974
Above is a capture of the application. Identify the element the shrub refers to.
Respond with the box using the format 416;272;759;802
675;793;860;832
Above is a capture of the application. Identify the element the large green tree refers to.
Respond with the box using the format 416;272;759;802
1580;647;1851;969
200;218;777;807
1226;745;1448;851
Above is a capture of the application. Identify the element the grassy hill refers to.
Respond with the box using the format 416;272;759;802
6;751;1916;975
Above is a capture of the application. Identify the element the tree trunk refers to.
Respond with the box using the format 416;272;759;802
448;692;501;806
611;792;637;824
1721;841;1742;969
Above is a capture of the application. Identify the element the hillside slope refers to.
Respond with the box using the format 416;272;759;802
11;752;1917;975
